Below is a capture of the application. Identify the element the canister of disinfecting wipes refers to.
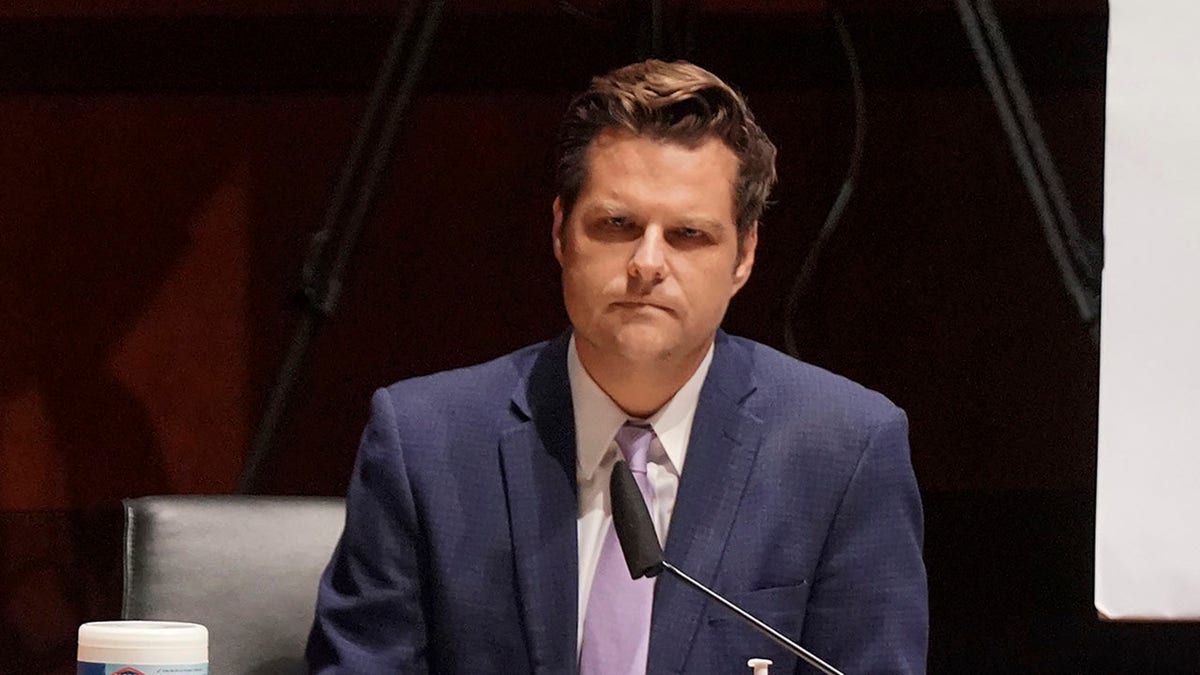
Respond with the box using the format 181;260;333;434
77;621;208;675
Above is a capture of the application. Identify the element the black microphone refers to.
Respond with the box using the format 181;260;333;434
609;460;845;675
609;457;666;579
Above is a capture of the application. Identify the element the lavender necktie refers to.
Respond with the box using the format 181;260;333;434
580;422;657;674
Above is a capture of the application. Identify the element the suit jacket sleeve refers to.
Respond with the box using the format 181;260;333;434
306;387;431;674
798;406;928;674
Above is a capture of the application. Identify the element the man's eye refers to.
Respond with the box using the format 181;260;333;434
672;227;709;243
606;217;631;229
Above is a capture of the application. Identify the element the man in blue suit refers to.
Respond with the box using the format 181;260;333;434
307;60;927;674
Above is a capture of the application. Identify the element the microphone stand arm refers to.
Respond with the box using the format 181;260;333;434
659;561;845;675
238;0;446;493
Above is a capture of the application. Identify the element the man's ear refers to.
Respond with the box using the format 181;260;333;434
731;221;758;295
552;197;565;264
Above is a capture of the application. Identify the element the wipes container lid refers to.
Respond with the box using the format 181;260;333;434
78;621;208;665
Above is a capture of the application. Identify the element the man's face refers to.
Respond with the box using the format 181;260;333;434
553;129;757;369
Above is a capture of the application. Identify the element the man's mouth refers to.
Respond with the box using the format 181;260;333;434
613;300;673;313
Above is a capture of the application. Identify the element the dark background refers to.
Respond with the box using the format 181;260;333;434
2;1;1197;672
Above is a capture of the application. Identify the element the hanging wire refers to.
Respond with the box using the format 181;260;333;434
557;0;605;24
784;10;867;359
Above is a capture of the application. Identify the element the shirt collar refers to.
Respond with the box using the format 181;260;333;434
568;334;715;482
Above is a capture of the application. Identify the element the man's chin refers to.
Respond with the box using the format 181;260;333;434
575;321;708;365
609;329;680;364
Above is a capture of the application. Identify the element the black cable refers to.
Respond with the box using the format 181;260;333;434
954;0;1100;343
557;0;606;25
784;11;867;359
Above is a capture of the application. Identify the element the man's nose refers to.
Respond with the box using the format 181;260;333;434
628;227;667;282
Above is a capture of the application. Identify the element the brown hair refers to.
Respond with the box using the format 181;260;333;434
555;59;778;245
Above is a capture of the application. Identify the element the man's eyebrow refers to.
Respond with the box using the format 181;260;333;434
576;202;730;231
676;216;728;231
578;201;627;218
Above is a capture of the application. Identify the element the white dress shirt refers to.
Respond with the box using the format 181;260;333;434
568;335;715;652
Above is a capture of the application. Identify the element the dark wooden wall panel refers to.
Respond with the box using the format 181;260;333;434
4;2;1198;672
0;95;370;510
0;95;361;671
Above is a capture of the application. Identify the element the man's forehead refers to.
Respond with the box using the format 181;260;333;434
580;131;737;186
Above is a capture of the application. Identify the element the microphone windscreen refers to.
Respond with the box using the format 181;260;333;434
609;460;665;579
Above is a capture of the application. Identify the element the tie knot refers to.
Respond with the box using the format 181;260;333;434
613;422;654;473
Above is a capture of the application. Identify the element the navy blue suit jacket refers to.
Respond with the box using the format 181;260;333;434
307;331;927;673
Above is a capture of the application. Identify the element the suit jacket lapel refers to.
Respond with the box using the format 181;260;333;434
649;331;763;673
499;334;579;674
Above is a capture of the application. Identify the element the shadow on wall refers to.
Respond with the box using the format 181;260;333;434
0;97;243;669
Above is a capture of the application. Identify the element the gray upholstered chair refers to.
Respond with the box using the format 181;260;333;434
122;495;345;675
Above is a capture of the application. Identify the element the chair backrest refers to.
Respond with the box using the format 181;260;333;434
122;495;345;675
